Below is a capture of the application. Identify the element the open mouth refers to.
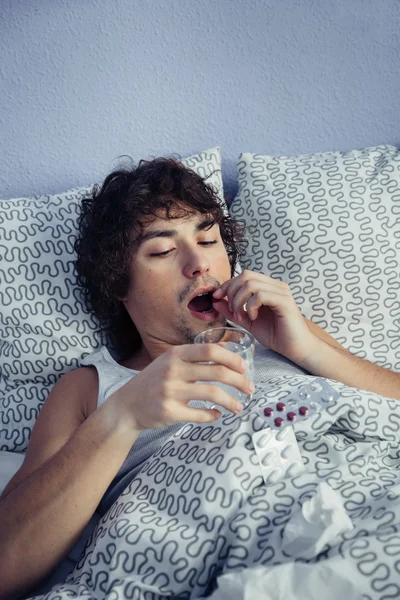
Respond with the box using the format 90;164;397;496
187;291;215;313
187;289;219;321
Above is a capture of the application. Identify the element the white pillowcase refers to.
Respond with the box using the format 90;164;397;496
230;145;400;371
0;147;224;452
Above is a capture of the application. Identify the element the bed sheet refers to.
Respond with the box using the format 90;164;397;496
27;375;400;599
0;450;24;494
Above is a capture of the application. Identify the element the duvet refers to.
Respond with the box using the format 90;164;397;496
30;374;400;599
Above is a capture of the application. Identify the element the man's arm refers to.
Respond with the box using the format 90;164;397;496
304;317;345;351
0;368;141;600
303;317;400;399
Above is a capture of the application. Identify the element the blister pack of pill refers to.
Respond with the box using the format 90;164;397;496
252;426;304;485
260;377;340;430
252;378;340;485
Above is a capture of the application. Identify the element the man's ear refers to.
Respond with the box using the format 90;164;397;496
116;275;131;305
115;283;129;304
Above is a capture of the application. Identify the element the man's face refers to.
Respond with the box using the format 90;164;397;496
121;210;232;350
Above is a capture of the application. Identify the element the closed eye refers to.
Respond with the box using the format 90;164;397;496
150;241;217;257
150;249;174;257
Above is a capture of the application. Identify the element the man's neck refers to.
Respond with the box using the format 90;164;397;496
120;345;152;371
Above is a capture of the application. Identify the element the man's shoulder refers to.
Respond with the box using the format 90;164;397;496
55;366;99;419
59;365;99;386
1;366;100;500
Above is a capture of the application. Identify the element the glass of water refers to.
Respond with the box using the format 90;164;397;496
193;326;255;409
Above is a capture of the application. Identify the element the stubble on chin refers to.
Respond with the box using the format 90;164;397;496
177;312;227;344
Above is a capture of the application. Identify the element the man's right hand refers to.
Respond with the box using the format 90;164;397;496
112;344;254;431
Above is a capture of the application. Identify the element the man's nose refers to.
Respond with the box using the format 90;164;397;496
182;246;210;278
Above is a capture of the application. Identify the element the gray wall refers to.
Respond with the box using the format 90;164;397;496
1;0;399;199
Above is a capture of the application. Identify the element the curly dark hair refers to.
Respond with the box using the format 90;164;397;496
75;157;245;359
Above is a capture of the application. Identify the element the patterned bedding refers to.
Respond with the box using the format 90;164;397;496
30;375;400;599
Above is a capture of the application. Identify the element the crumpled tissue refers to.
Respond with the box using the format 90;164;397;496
206;559;364;600
282;481;353;558
206;483;357;600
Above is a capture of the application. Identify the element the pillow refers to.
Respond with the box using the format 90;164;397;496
230;145;400;371
0;147;224;452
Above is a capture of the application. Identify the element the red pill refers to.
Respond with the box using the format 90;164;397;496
299;406;309;416
276;402;286;412
264;407;274;417
274;417;284;427
287;411;297;421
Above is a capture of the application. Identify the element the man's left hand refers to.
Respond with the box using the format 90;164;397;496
212;270;319;366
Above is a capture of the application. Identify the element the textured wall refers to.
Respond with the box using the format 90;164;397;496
0;0;399;199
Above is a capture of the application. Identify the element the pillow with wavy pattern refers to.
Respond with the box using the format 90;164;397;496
0;147;224;452
230;144;400;371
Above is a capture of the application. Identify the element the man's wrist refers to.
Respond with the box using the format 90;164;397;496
296;337;342;375
97;393;142;443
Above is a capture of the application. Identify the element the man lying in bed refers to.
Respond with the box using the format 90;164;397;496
1;158;399;600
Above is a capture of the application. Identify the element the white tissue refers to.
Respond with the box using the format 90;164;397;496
206;558;364;600
282;482;353;558
205;483;358;600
